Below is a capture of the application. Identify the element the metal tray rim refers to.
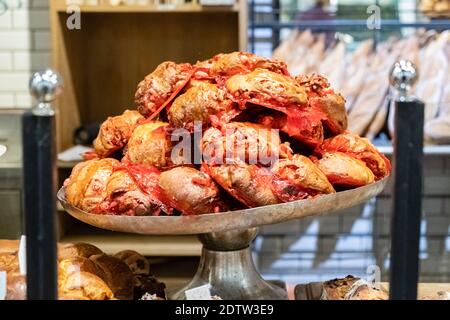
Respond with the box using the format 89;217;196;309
57;176;389;235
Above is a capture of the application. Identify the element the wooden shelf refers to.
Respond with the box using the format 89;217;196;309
59;220;202;256
55;3;239;13
57;160;81;168
50;0;247;151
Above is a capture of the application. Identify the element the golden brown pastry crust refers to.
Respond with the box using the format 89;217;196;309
206;51;289;77
315;132;391;180
295;74;348;134
114;250;150;275
124;121;172;168
59;256;107;281
310;94;347;134
99;167;166;216
321;275;359;300
58;242;103;261
226;68;308;107
321;276;388;300
271;154;335;202
89;254;133;300
202;122;290;166
135;61;193;118
159;166;222;215
60;271;114;300
93;110;144;158
64;158;119;212
58;256;112;300
226;70;331;148
0;241;158;301
206;162;279;208
316;152;375;188
169;82;238;131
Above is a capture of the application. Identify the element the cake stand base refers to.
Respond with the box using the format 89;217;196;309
169;228;288;300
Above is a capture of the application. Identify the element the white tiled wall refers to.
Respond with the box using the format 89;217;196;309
0;0;51;108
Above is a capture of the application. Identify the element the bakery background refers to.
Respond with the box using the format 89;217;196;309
0;0;449;295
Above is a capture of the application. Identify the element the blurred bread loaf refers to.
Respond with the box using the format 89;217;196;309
89;253;134;300
0;240;164;300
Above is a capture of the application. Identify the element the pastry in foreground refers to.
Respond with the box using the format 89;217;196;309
64;158;119;212
197;51;289;78
315;152;375;188
204;161;279;208
169;81;239;131
271;154;335;202
159;166;223;215
92;109;144;158
124;121;172;169
135;61;193;118
321;275;388;300
201;122;291;166
315;132;391;180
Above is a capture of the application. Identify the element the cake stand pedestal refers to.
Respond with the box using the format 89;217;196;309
170;228;287;300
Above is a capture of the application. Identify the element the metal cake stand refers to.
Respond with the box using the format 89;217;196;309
57;177;388;300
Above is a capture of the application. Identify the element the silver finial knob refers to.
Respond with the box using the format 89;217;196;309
29;69;63;116
389;60;418;102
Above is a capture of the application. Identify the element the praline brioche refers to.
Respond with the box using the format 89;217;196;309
58;256;107;280
58;242;103;261
124;121;172;168
271;154;335;202
93;109;144;158
114;250;167;300
315;133;391;180
60;271;114;300
321;275;388;300
321;275;359;300
89;253;134;300
316;152;375;188
114;250;150;275
0;240;165;300
158;166;222;215
205;162;279;208
64;158;119;212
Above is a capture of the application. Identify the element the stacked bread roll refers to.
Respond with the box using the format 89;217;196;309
0;240;165;300
320;275;388;300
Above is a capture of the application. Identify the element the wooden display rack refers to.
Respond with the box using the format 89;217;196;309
50;0;247;151
50;0;246;256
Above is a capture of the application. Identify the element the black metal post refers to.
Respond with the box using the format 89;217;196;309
22;69;61;300
389;99;424;299
388;60;423;300
272;0;280;50
22;112;58;300
250;0;256;53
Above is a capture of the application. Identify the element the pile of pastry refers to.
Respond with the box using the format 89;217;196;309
64;52;391;216
0;240;165;300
